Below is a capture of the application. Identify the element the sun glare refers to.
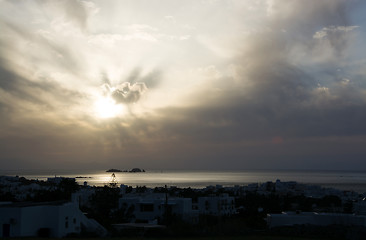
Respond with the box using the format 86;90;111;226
94;97;124;118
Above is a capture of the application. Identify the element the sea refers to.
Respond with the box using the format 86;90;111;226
1;169;366;193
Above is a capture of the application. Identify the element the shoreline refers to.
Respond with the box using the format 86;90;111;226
1;169;366;193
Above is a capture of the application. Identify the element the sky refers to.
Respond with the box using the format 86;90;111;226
1;0;366;171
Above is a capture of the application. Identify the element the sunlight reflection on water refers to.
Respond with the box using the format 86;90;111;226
3;169;366;193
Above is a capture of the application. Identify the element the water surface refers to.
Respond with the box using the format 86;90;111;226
2;169;366;193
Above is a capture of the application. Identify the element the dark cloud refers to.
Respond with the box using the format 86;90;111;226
0;58;85;108
100;0;366;169
269;0;351;33
188;0;366;140
100;68;158;104
111;82;147;104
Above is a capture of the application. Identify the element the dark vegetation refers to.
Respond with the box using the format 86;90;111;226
1;178;364;239
82;186;122;229
0;177;79;202
100;186;358;238
5;236;342;240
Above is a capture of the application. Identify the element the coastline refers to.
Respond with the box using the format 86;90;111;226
1;169;366;193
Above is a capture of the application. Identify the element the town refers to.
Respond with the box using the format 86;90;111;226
1;175;366;239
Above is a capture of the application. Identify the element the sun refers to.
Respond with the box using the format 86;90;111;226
94;97;124;118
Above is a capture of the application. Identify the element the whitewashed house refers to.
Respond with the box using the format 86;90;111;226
353;198;366;215
0;201;106;238
119;193;198;223
197;194;236;216
47;176;75;184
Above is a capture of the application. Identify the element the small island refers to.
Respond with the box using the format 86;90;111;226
106;168;145;173
130;168;145;172
106;169;123;172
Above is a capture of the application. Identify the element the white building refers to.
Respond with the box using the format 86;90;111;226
0;201;106;238
197;194;236;216
119;193;198;223
47;176;75;184
353;198;366;215
267;211;366;228
71;188;96;208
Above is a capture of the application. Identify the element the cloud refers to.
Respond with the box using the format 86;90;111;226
98;68;160;105
267;0;351;27
87;24;191;44
313;25;359;56
313;25;359;39
103;82;148;104
149;0;366;144
126;24;158;32
1;0;366;170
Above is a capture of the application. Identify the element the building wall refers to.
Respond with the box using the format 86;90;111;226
55;203;82;237
119;195;198;223
354;200;366;215
267;213;314;228
197;195;236;216
0;202;82;238
20;206;57;237
0;207;21;237
267;212;366;228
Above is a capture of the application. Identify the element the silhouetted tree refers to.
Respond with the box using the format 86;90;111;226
88;186;121;226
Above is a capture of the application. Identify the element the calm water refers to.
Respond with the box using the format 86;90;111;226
2;169;366;193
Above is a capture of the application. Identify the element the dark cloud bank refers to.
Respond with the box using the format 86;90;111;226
113;0;366;170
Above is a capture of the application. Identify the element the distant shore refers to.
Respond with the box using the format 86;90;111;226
1;169;366;193
106;168;145;173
